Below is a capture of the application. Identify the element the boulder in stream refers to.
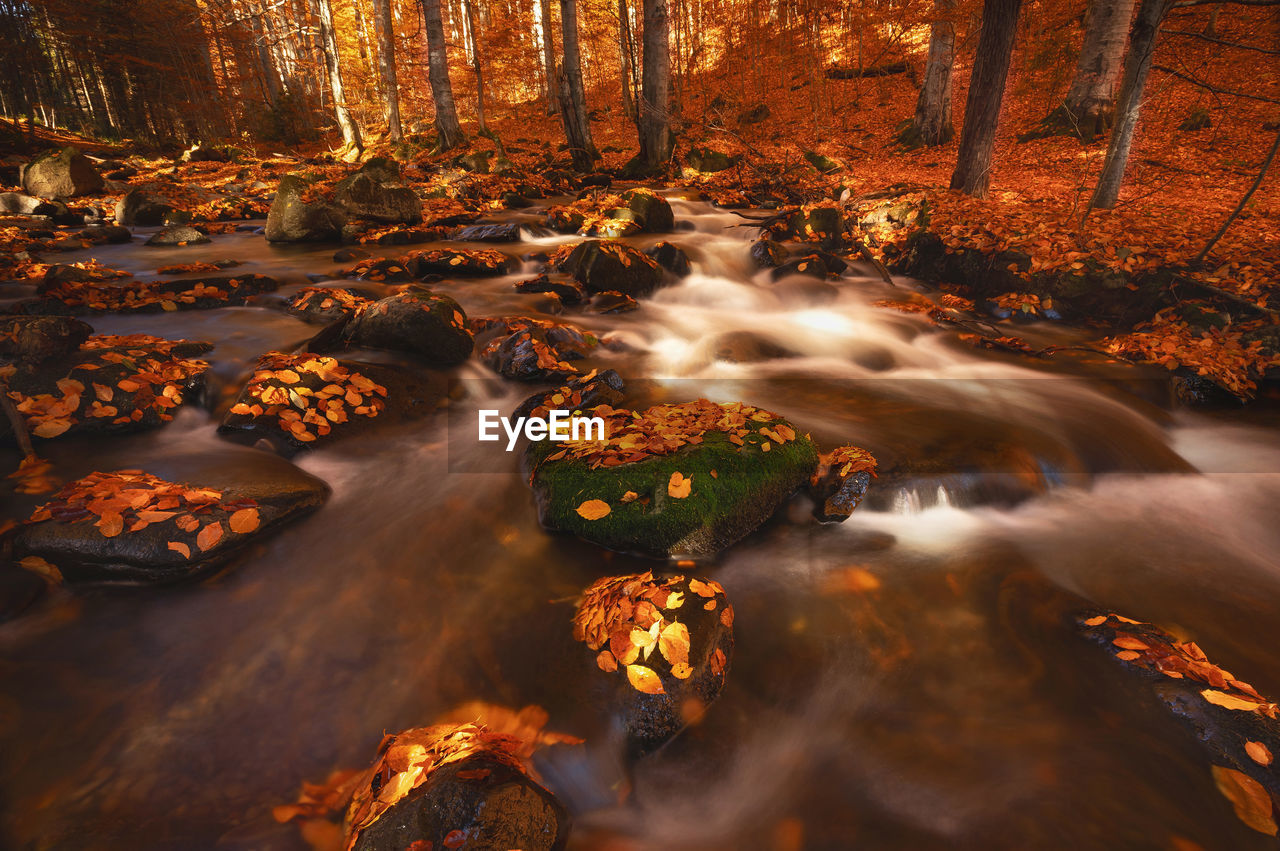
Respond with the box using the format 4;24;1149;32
644;241;692;278
342;723;570;851
403;246;515;278
574;571;734;754
807;446;877;522
453;223;522;242
513;368;625;421
0;315;93;364
265;174;346;243
340;289;475;365
475;316;597;381
527;399;819;556
20;147;104;200
554;239;665;298
12;455;328;585
145;225;211;247
332;157;422;225
284;286;373;323
514;274;589;305
114;189;177;226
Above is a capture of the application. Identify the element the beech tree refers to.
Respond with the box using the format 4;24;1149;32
558;0;598;170
1030;0;1137;139
638;0;673;169
901;0;956;147
420;0;465;150
370;0;402;141
949;0;1024;197
316;0;363;157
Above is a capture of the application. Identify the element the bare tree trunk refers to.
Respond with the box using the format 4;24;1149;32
421;0;465;149
1090;0;1172;210
558;0;597;170
638;0;673;169
1062;0;1136;139
619;0;637;123
316;0;363;156
463;0;487;133
949;0;1023;197
371;0;402;141
908;0;955;146
537;0;560;115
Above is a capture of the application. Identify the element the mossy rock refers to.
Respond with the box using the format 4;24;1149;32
777;206;846;248
620;187;674;232
265;174;346;242
527;403;819;556
802;150;842;174
685;146;739;174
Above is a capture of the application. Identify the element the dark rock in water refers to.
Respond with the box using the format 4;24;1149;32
774;206;846;248
1;334;210;443
20;147;104;199
333;246;372;263
710;330;798;364
556;239;665;297
807;446;876;522
514;274;588;305
265;174;346;243
15;274;278;315
573;571;734;754
513;369;625;421
546;207;586;234
284;287;373;323
685;146;740;173
454;223;522;242
343;724;570;851
527;398;819;556
750;238;787;269
590;291;639;314
0;192;58;217
1078;611;1280;816
342;289;475;365
771;253;833;281
403;247;515;277
501;191;532;208
346;257;416;283
114;189;176;226
0;316;93;364
219;352;449;451
644;241;692;277
12;454;328;585
475;316;596;381
333;158;422;225
620;187;674;232
145;225;210;246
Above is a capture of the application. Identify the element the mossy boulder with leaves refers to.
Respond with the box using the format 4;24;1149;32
265;173;346;242
526;399;819;557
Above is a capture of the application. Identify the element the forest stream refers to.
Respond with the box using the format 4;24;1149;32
3;193;1280;850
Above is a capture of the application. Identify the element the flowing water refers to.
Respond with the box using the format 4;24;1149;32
2;194;1279;850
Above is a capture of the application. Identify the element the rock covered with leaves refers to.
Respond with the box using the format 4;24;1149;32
340;289;475;365
527;399;819;556
0;315;92;364
513;368;624;421
574;571;734;754
545;187;675;237
266;159;423;243
402;246;515;278
14;459;328;584
284;286;374;323
15;271;279;315
808;445;877;522
553;239;666;298
1080;611;1280;836
2;334;211;442
341;724;570;851
475;316;597;381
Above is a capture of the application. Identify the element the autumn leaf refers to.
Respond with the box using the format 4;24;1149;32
197;521;224;552
688;578;716;597
576;499;611;520
596;650;618;672
168;541;191;559
97;512;124;537
1083;615;1107;626
667;471;692;498
229;507;260;534
1202;689;1266;712
626;664;665;694
1246;741;1273;767
670;662;693;679
1212;765;1278;836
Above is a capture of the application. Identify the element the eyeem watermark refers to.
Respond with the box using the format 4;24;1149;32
478;409;606;451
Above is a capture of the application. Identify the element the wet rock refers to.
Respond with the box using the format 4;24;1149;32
749;238;788;269
590;291;639;314
1;334;210;443
513;369;625;421
644;241;692;277
501;191;532;209
0;316;93;364
774;206;846;248
807;446;876;522
333;246;372;263
145;225;211;247
514;274;588;305
219;352;448;451
546;207;586;234
78;224;133;245
771;253;838;281
453;223;522;242
620;187;674;232
16;274;278;315
333;157;422;225
475;316;596;381
20;147;104;199
556;239;665;297
0;192;57;217
346;257;416;283
802;150;842;174
685;146;739;173
265;174;346;243
12;456;328;585
710;330;799;363
114;189;176;226
527;399;819;556
342;289;475;365
573;571;735;754
284;287;373;323
403;247;515;277
343;724;570;851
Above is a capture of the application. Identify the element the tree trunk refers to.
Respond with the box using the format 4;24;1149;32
464;0;487;133
638;0;673;169
910;0;955;146
316;0;363;156
1062;0;1136;139
558;0;597;170
619;0;638;123
421;0;465;150
949;0;1023;197
1090;0;1172;210
371;0;402;141
537;0;560;115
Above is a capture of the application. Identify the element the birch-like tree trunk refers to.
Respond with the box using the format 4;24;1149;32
371;0;402;141
638;0;673;169
316;0;363;156
421;0;465;150
1063;0;1137;139
909;0;955;147
558;0;597;170
949;0;1023;197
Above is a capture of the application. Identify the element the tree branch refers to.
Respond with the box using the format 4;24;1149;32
1151;64;1280;104
1194;127;1280;266
1161;28;1280;54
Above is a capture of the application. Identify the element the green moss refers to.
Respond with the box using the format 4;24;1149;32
529;419;818;556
